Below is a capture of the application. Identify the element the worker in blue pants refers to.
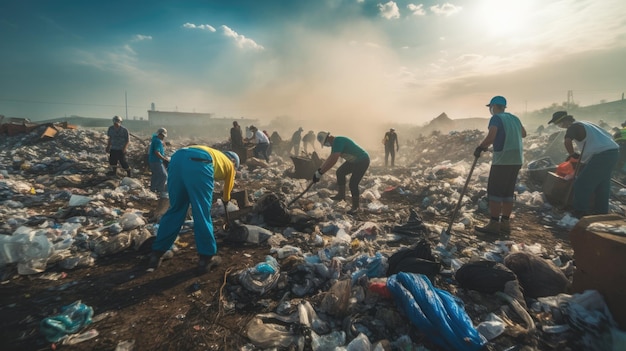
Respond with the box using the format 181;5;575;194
148;146;239;274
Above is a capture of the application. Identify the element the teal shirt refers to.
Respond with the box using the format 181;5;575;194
148;134;164;163
490;112;523;165
331;136;369;162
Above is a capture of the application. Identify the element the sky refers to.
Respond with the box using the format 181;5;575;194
1;0;625;128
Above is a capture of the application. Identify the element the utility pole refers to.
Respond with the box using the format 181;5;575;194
567;90;573;110
125;90;128;120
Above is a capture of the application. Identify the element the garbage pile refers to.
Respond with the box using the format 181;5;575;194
1;126;625;350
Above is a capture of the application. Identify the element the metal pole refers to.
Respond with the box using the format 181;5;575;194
125;90;128;120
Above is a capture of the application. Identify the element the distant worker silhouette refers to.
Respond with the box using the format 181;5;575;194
105;115;131;177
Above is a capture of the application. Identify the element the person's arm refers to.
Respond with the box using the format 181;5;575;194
222;169;235;202
106;137;112;152
521;126;527;138
123;130;130;153
319;153;340;174
564;138;575;156
479;126;498;149
395;135;399;150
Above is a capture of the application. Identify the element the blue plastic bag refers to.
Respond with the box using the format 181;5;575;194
40;300;94;342
387;272;486;351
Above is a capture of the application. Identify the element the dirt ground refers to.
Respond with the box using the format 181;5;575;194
0;163;574;351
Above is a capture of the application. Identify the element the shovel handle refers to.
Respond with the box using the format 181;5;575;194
287;182;314;207
446;155;479;234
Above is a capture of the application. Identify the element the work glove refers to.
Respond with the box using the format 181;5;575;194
396;146;400;151
474;146;487;158
566;152;580;162
312;169;323;183
163;159;170;168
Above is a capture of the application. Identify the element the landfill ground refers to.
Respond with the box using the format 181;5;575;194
0;185;570;351
0;124;623;351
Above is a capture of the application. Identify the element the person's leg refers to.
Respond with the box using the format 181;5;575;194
348;158;370;211
254;145;261;159
108;150;120;175
589;150;619;214
333;162;351;201
573;160;597;216
390;147;396;167
384;147;389;167
149;162;161;193
259;143;270;161
118;152;131;176
185;159;217;257
476;166;502;235
151;152;190;254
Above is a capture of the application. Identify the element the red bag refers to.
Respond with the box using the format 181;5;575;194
556;159;577;178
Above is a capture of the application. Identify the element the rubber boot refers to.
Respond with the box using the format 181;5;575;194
126;168;132;177
348;197;360;215
147;250;165;270
331;185;345;201
151;198;170;222
106;167;117;176
474;220;500;236
500;219;511;236
197;255;222;274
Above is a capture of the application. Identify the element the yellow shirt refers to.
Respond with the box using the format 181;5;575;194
189;145;235;202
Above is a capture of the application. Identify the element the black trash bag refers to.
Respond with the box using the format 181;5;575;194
455;260;517;294
504;251;570;298
386;239;441;280
392;208;427;236
253;192;291;227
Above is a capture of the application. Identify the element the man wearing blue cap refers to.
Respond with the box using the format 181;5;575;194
474;96;526;236
147;146;239;274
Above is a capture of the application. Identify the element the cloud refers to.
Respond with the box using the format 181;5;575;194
132;34;152;42
182;22;216;32
430;3;462;16
220;25;264;50
407;3;426;16
378;1;400;19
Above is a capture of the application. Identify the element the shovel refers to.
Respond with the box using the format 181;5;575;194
439;155;479;247
287;182;314;207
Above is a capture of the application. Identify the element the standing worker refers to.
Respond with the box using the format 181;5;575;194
474;96;526;236
290;127;304;156
148;128;170;221
105;115;132;177
312;131;370;214
548;111;619;218
230;121;244;149
148;146;240;274
302;130;316;154
383;128;400;167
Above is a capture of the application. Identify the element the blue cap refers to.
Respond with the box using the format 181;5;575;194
486;96;507;107
223;151;240;169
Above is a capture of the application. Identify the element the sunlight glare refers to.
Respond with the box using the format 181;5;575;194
477;0;534;38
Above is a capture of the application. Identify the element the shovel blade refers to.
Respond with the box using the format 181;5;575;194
439;229;451;247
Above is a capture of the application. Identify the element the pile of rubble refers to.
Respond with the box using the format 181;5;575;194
1;125;625;350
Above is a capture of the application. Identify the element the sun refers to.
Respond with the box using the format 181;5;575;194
475;0;535;39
